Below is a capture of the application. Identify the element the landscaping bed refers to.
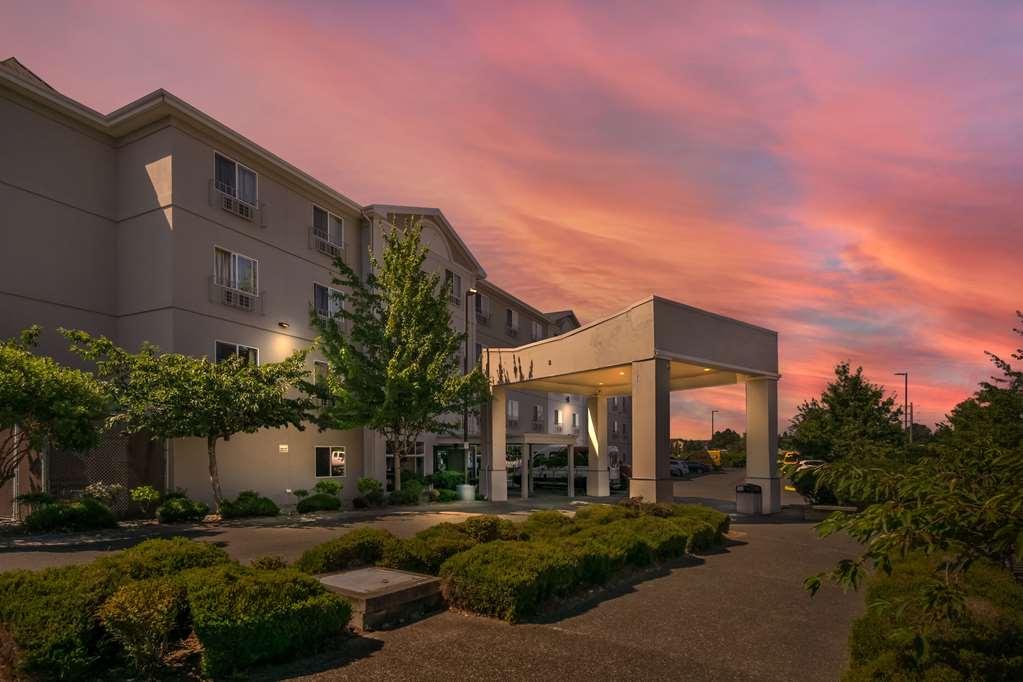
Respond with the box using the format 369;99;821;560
0;537;351;680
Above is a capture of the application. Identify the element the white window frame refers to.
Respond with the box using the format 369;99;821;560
507;399;519;419
213;246;258;294
553;409;562;426
213;151;258;207
445;270;462;304
314;445;346;478
313;282;344;319
213;340;259;365
532;404;542;422
531;320;543;341
572;412;579;428
506;308;520;331
312;204;344;246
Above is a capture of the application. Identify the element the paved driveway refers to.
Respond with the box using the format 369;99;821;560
1;470;864;680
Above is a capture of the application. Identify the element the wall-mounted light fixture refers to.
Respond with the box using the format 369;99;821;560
278;321;290;329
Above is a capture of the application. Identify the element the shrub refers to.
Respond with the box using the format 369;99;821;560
251;555;289;570
15;491;55;507
84;481;126;508
381;523;477;575
161;487;189;501
100;537;231;580
129;485;161;517
351;496;369;509
573;502;638;526
296;492;342;514
440;541;579;622
313;479;343;497
23;496;118;533
183;564;351;678
295;527;398;574
520;510;577;540
461;515;520;543
98;577;184;675
435;489;459;503
155;496;209;524
0;563;122;679
388;480;424;505
845;556;1023;681
429;470;464;491
220;490;280;519
356;477;385;505
290;488;309;499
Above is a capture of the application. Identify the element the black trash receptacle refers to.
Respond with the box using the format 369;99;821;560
735;483;762;515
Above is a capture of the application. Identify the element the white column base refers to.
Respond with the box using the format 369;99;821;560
488;468;508;502
744;476;781;514
585;467;610;497
628;477;674;503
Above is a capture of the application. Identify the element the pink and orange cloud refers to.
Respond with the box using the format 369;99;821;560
3;0;1020;436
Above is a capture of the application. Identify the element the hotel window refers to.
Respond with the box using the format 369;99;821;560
214;341;258;365
531;320;544;341
506;308;519;332
507;399;519;420
613;420;620;434
312;205;344;247
386;441;426;477
214;247;257;294
475;293;491;321
553;410;563;426
214;152;257;206
572;412;579;428
313;283;344;319
532;404;543;422
445;270;462;304
315;446;345;478
314;361;329;383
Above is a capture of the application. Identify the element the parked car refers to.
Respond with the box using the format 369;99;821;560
683;460;710;474
670;460;690;477
795;459;825;473
781;451;801;466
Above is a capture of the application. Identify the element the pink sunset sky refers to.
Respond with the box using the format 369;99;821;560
3;1;1020;438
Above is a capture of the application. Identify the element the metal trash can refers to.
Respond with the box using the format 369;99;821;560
735;483;762;515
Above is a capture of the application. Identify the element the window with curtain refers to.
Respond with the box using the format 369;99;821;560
215;153;236;195
237;166;257;206
215;341;258;365
315;446;345;477
313;283;343;318
214;247;257;293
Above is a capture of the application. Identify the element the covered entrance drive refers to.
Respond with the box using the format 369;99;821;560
497;433;580;500
482;296;781;513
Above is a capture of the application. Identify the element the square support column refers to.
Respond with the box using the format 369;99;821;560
745;377;780;514
567;445;575;498
486;387;508;502
521;444;530;500
586;394;610;496
629;358;674;502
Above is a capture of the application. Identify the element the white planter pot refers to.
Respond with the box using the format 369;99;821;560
456;484;476;501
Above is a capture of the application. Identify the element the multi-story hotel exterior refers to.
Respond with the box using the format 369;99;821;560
0;58;631;514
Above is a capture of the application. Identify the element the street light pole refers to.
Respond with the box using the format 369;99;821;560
894;372;909;443
710;409;719;444
464;288;478;483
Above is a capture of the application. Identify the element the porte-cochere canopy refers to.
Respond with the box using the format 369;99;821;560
481;296;782;513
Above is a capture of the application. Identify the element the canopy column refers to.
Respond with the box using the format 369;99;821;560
629;357;673;502
567;445;575;498
586;394;610;496
521;444;530;499
486;386;508;502
745;377;780;513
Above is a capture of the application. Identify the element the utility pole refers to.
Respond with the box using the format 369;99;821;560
464;288;478;483
710;409;719;445
894;372;908;442
909;402;914;444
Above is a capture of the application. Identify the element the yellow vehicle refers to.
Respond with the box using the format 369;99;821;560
780;450;801;466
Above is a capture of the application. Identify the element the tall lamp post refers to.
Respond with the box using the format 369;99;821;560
893;371;910;444
464;288;478;483
710;409;719;444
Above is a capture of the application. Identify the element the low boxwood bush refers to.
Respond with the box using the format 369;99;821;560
100;537;232;580
429;470;464;491
380;523;477;575
220;490;280;519
23;497;118;533
155;496;209;524
388;480;424;505
440;541;579;622
434;489;459;503
98;577;185;675
251;555;289;570
295;527;398;574
296;492;342;514
313;479;343;496
356;477;385;506
182;564;351;678
520;510;577;539
845;556;1023;681
461;515;520;543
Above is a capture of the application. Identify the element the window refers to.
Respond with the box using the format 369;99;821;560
572;412;579;428
532;404;542;422
314;361;329;383
506;308;519;333
553;410;562;426
313;283;344;319
315;446;345;477
214;247;257;293
214;152;257;206
445;270;462;304
215;341;258;365
475;293;491;321
385;441;426;478
612;396;619;408
312;206;344;245
507;399;519;420
531;320;544;341
613;420;620;434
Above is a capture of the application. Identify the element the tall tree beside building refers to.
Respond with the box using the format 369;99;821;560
0;326;108;491
62;330;313;509
788;362;904;461
308;218;490;492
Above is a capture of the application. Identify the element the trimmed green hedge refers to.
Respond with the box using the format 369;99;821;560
220;490;280;519
845;556;1023;681
295;527;397;574
183;564;351;678
156;496;209;524
23;497;118;533
296;492;342;514
0;537;351;679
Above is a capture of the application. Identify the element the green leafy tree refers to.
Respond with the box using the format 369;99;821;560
308;217;490;492
788;362;904;461
708;428;744;452
0;327;108;490
805;313;1023;646
63;331;313;509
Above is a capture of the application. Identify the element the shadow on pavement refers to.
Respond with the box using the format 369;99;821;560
247;632;386;681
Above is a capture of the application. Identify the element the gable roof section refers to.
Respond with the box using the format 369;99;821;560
1;57;59;93
365;204;487;278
